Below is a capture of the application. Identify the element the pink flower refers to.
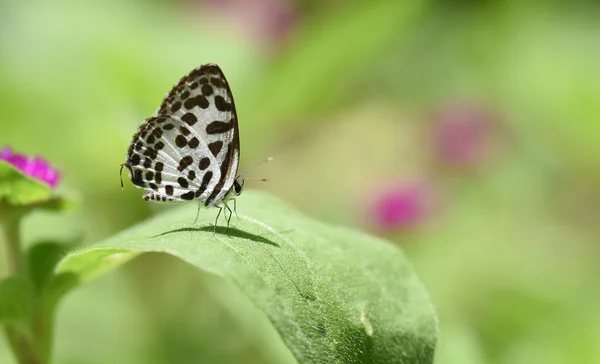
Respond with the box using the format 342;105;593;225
200;0;297;45
431;103;495;168
367;180;433;233
0;146;60;188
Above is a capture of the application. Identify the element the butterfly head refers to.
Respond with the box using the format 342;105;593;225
232;179;244;196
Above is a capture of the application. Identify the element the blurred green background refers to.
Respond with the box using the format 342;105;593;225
1;0;600;363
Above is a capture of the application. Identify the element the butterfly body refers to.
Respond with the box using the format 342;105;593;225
122;64;242;216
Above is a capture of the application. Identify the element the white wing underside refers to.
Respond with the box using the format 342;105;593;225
124;64;240;206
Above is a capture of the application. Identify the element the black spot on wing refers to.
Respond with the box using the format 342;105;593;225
152;128;163;138
214;95;233;112
210;77;225;88
181;191;195;200
183;95;209;110
177;177;189;188
179;126;191;136
195;171;213;197
206;120;234;134
129;154;141;165
188;137;199;149
175;135;187;148
170;101;181;113
201;84;213;96
143;147;157;159
132;169;145;187
198;157;210;170
177;156;193;171
205;142;234;206
208;141;223;157
181;113;197;126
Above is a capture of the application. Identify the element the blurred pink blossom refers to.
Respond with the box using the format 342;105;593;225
0;146;60;188
431;103;495;168
366;180;434;233
201;0;296;44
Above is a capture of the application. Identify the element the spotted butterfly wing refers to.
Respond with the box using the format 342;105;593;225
122;64;240;208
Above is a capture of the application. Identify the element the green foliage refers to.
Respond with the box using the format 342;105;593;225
55;191;437;363
0;161;51;207
0;276;33;323
246;1;427;130
2;0;599;363
0;162;73;212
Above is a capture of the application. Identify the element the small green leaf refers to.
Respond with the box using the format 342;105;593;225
28;242;68;293
0;161;74;212
0;276;33;323
55;191;437;363
37;196;76;212
0;161;52;206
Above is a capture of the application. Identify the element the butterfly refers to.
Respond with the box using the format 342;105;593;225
120;64;265;230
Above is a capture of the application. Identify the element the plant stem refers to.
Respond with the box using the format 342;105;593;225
0;208;26;276
4;325;41;364
1;206;47;364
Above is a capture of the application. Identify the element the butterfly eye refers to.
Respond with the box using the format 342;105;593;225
233;180;243;194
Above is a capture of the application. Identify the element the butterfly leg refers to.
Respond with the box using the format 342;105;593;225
213;206;223;234
233;199;239;220
223;202;233;233
193;201;202;224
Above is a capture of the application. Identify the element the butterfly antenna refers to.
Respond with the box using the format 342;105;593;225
236;157;273;180
119;164;125;190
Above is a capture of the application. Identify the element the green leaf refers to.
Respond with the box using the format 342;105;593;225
55;191;437;363
0;161;52;207
0;276;33;323
0;161;74;211
27;242;69;293
37;196;76;212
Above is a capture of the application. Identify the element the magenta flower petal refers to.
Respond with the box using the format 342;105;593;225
7;154;29;171
0;146;12;160
30;157;49;179
367;180;434;233
0;146;60;188
43;168;60;188
200;0;297;44
431;103;494;168
377;190;421;227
